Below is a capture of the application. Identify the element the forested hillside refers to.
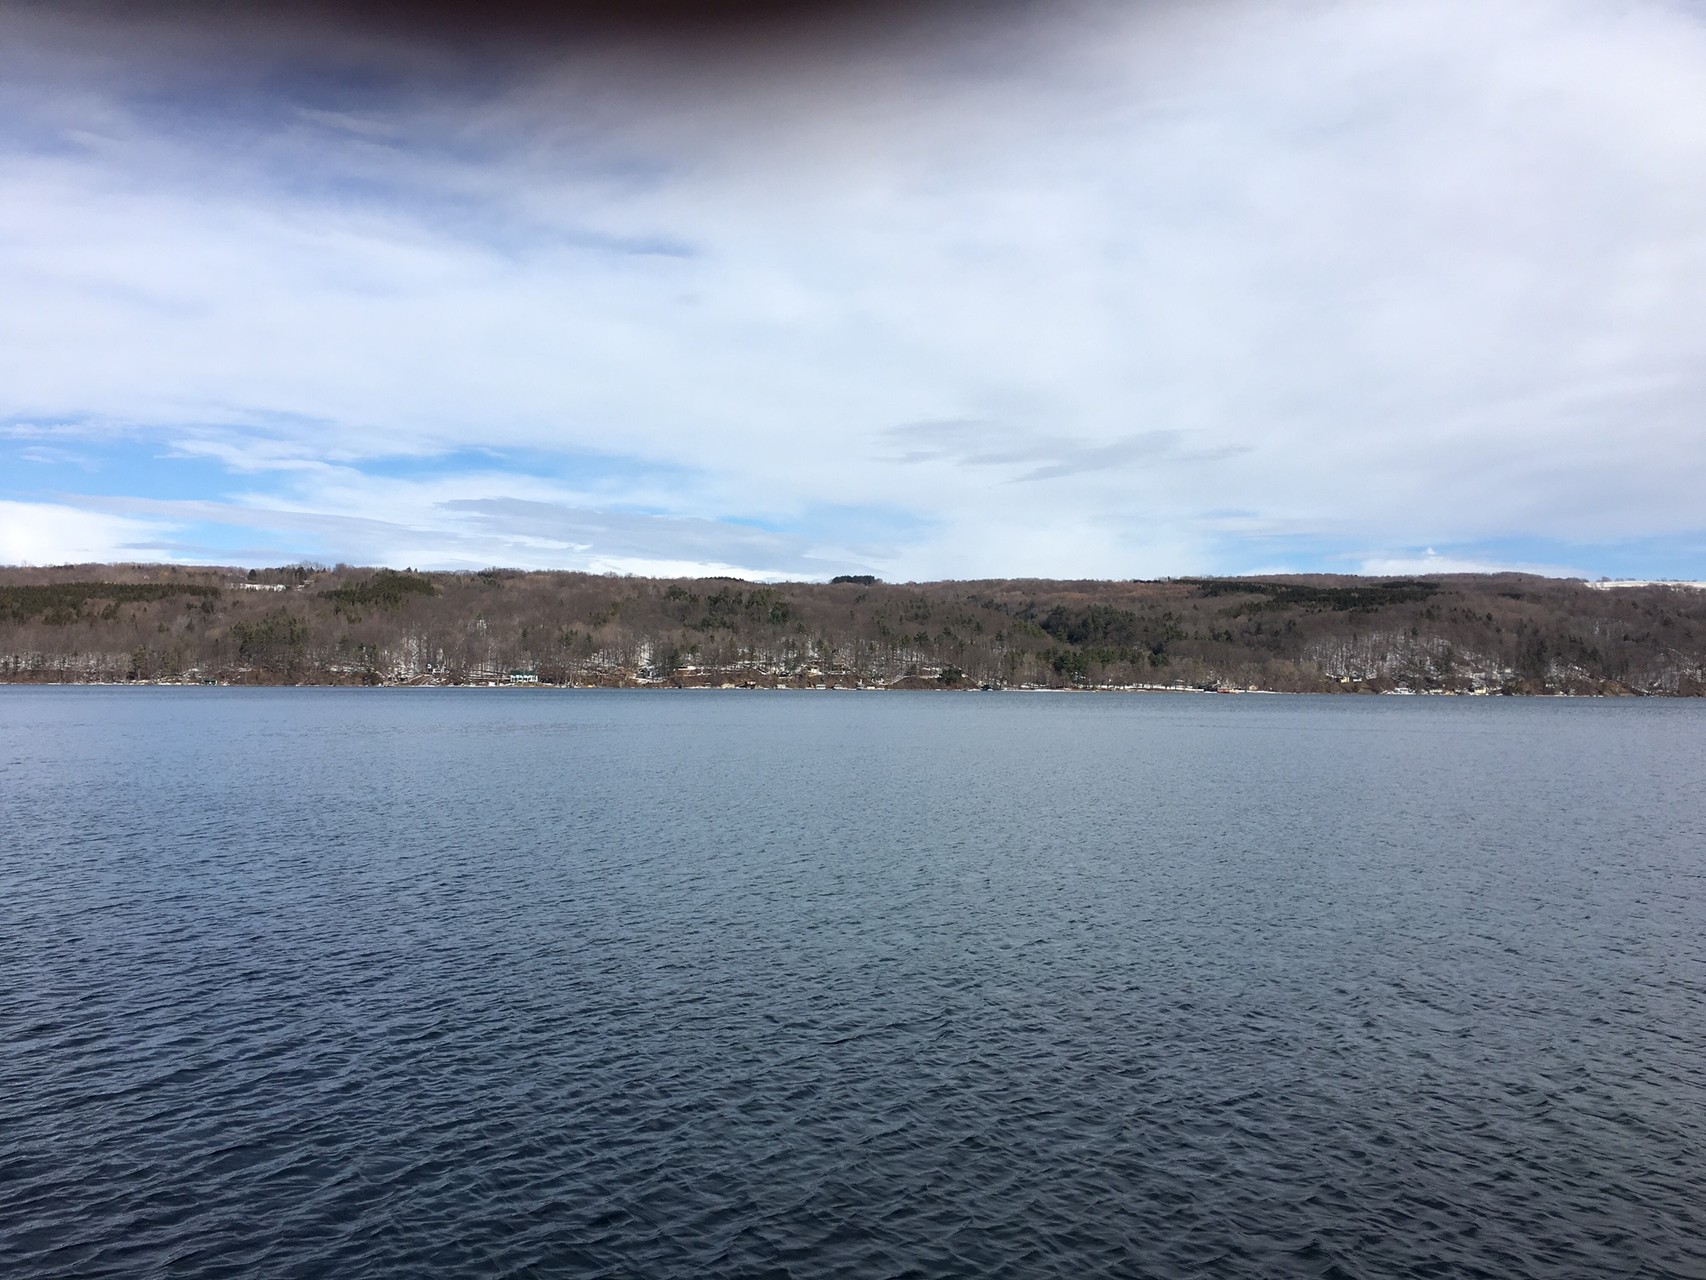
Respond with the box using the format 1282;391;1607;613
2;564;1703;694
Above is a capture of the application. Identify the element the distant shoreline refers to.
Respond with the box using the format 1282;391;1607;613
6;565;1703;697
0;678;1687;699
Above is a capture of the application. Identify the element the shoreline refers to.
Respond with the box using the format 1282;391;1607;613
0;679;1686;699
8;567;1702;699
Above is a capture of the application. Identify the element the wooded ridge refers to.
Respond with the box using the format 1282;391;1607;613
2;563;1703;694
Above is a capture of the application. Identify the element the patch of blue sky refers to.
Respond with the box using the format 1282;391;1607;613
137;521;338;567
1;434;237;504
1211;530;1706;580
1437;534;1706;581
355;444;707;493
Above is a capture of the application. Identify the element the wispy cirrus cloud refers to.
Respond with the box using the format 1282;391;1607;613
885;420;1247;483
23;443;915;577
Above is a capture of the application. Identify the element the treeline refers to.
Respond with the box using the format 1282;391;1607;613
1;563;1704;694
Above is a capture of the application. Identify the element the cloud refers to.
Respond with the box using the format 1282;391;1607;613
884;420;1247;482
0;501;182;565
41;451;912;577
441;497;884;576
1358;548;1587;579
3;0;1706;577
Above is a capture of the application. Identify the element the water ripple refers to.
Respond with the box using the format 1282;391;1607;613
2;688;1704;1278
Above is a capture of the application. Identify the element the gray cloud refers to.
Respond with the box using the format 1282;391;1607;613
885;419;1247;481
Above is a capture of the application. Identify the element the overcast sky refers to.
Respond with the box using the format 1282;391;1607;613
4;0;1706;580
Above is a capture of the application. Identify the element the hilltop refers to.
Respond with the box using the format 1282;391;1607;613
2;564;1703;695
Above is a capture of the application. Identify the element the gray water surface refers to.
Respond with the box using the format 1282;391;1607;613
2;688;1703;1278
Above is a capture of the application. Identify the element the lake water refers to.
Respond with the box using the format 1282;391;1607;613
2;687;1703;1278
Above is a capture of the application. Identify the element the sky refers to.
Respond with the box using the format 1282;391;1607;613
3;0;1706;581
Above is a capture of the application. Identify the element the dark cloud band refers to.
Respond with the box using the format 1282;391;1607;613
39;0;956;48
